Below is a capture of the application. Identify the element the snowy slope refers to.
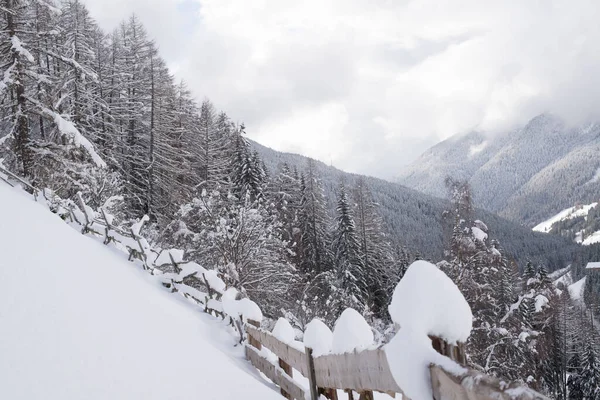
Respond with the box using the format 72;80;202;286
533;202;598;233
0;184;281;400
568;277;587;301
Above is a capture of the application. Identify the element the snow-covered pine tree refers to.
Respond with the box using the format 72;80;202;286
298;159;332;276
571;341;600;400
352;177;396;319
332;183;366;314
230;126;264;202
524;260;536;282
270;162;302;262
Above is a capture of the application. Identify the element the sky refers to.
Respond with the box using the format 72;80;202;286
82;0;600;179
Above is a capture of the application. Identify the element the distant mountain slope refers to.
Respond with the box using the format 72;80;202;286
532;201;600;246
252;141;580;270
396;114;600;226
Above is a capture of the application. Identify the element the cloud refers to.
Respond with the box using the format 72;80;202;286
82;0;600;179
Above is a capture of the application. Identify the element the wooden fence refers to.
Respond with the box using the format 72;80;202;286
245;325;550;400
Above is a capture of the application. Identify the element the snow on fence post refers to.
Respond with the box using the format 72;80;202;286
272;318;296;400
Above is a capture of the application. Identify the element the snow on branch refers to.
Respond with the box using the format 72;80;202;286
38;48;98;82
11;35;34;63
25;97;106;168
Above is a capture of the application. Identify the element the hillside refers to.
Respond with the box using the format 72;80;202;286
253;141;581;270
533;201;600;245
0;183;281;400
396;114;600;226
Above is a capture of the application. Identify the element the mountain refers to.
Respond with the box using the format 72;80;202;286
252;141;581;270
396;114;600;226
0;182;282;400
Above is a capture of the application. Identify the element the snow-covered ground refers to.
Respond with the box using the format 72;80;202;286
568;277;587;302
533;202;598;233
582;230;600;245
0;184;281;400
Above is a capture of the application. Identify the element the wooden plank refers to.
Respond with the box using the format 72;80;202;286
246;345;307;400
246;325;308;376
430;365;550;400
279;358;293;399
312;348;403;394
305;347;319;400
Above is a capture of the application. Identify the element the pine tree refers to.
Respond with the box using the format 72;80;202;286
524;260;536;281
579;343;600;399
332;184;366;313
352;177;396;319
297;159;331;276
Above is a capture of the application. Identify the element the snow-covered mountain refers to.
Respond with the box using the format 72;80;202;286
396;114;600;226
0;183;282;400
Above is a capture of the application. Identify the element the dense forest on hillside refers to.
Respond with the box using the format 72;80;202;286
1;1;600;398
255;142;582;270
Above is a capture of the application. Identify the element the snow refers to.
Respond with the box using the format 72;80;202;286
388;260;472;344
51;110;107;168
535;295;549;312
179;261;207;277
568;277;587;301
131;214;149;237
203;269;226;294
207;298;223;312
11;35;34;62
586;261;600;270
0;184;281;400
154;248;184;266
222;287;240;318
549;265;571;280
303;319;333;356
384;261;471;400
272;318;296;343
331;308;374;354
238;298;263;323
582;231;600;246
469;141;487;156
473;220;488;232
471;226;488;242
533;202;598;233
587;166;600;184
385;329;466;400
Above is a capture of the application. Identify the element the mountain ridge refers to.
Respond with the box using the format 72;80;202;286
396;114;600;226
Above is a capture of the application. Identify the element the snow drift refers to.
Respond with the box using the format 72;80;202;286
0;184;281;400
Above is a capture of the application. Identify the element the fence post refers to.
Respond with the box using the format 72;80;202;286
247;319;261;350
305;347;319;400
430;335;466;364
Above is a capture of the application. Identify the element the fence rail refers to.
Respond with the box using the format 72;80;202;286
246;325;550;400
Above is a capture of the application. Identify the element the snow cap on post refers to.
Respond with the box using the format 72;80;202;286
331;308;374;354
388;260;472;344
385;261;471;400
238;298;263;323
304;319;333;356
272;317;295;343
221;287;240;318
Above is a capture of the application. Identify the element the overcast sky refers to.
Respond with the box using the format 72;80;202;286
83;0;600;179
